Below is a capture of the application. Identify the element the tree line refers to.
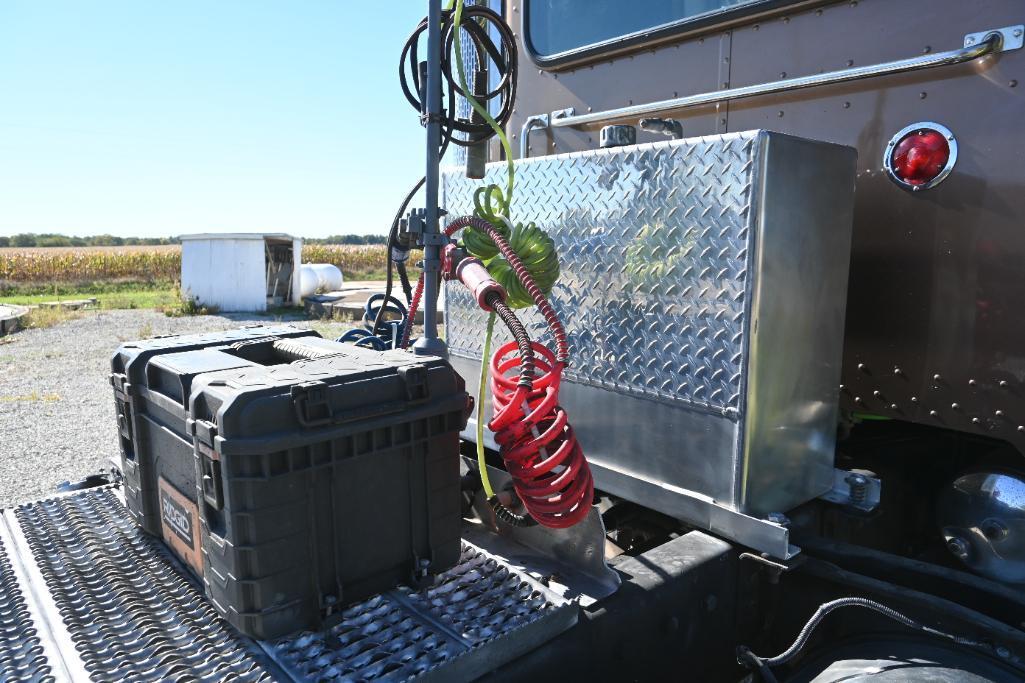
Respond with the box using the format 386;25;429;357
0;233;387;248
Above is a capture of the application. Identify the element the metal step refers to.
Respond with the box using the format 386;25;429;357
0;487;576;682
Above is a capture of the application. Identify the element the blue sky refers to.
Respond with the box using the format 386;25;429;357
0;1;431;238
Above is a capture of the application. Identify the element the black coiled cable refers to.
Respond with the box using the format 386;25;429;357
338;294;409;351
380;5;519;326
399;5;517;149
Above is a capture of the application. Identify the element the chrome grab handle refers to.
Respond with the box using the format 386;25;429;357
520;114;549;159
520;108;575;159
548;25;1022;130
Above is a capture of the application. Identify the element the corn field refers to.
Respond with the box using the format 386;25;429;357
300;245;387;279
0;245;388;282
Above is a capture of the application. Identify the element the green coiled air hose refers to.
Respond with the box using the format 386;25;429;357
452;0;560;501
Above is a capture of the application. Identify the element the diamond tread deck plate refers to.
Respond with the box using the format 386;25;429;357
444;133;759;415
0;488;575;682
0;533;50;682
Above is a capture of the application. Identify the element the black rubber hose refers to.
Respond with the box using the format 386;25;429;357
486;293;534;389
399;6;517;148
488;494;537;528
397;261;413;304
388;7;518;340
739;596;994;681
481;290;537;528
377;175;425;337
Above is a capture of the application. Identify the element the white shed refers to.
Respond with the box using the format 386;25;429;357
180;233;302;312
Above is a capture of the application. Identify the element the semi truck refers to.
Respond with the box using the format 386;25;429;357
1;1;1023;681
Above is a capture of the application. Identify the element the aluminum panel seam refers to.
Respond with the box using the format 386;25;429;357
733;131;769;510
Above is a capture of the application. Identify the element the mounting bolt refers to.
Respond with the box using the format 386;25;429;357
947;536;970;560
1014;28;1023;38
982;518;1009;541
846;473;869;505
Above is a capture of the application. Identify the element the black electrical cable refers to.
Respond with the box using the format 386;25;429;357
376;175;425;337
396;261;413;304
382;5;520;341
739;596;993;681
399;5;517;149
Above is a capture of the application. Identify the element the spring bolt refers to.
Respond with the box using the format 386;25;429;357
846;473;869;505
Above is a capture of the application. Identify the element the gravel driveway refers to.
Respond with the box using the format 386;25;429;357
0;309;357;508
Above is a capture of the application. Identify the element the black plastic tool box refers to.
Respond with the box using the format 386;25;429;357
110;325;468;639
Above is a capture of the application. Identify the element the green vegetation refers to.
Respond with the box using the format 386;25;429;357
19;306;85;331
0;233;178;248
1;244;387;283
0;281;178;311
0;233;387;248
300;245;388;280
162;288;220;317
302;234;387;245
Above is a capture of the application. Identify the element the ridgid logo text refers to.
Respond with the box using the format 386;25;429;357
161;492;193;544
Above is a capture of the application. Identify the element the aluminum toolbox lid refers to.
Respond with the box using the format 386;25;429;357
188;345;468;454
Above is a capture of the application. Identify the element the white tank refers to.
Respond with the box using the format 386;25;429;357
299;263;344;298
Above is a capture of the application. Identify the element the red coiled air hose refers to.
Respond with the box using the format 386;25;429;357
401;215;593;528
489;340;593;528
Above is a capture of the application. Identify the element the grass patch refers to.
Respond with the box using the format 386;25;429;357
0;279;175;297
0;281;177;310
343;268;388;282
21;307;84;330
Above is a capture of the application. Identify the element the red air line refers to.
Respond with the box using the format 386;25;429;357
403;217;593;528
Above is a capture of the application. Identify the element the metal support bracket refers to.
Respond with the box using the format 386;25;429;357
965;25;1024;52
463;460;620;605
406;209;425;236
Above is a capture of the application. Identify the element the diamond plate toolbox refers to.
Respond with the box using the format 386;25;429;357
444;131;857;526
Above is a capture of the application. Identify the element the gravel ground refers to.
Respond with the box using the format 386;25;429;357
0;309;359;508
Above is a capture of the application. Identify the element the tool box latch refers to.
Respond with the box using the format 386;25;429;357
191;419;224;510
398;364;429;403
291;381;333;427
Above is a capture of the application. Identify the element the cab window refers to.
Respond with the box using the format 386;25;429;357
526;0;764;61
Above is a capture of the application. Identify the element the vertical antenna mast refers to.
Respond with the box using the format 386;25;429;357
414;0;447;357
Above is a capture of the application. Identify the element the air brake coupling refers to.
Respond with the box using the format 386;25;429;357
441;244;507;311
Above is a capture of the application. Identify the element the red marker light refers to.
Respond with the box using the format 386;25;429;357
891;130;949;185
884;123;957;191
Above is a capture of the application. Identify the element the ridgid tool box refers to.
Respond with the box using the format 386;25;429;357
110;325;468;639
